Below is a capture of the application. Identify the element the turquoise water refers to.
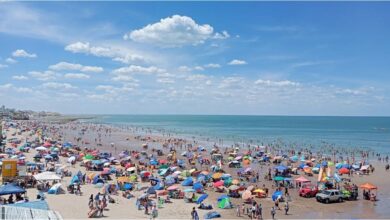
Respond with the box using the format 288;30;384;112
86;115;390;154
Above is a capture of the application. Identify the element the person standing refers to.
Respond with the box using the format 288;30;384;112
236;204;241;217
284;201;289;215
191;207;199;220
88;194;94;209
271;206;276;220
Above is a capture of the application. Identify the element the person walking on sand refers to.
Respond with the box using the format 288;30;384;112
284;201;289;215
191;207;199;220
88;194;94;209
236;204;241;217
271;207;276;220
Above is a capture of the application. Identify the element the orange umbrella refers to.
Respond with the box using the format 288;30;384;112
360;183;377;190
212;172;223;179
242;190;252;200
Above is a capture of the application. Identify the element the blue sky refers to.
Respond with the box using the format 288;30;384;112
0;2;389;115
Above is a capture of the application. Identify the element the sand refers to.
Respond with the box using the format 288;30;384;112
2;120;390;219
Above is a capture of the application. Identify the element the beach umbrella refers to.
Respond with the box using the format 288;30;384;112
68;156;76;163
193;182;203;191
272;191;283;201
183;188;195;193
253;189;265;193
274;176;284;181
228;185;239;191
242;190;252;200
167;185;179;191
275;165;288;171
339;167;349;174
44;155;53;160
212;172;223;180
213;181;224;188
36;146;46;151
360;183;377;190
84;154;94;160
232;179;240;185
127;167;136;172
197;194;209;204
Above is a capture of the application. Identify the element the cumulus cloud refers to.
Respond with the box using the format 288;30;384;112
42;82;76;90
0;83;13;90
157;78;175;84
12;49;37;58
204;63;221;68
218;77;245;89
124;15;228;47
64;73;90;79
228;59;247;65
254;79;300;87
28;70;57;81
65;41;145;64
112;65;165;75
49;62;103;73
12;75;28;80
5;58;17;64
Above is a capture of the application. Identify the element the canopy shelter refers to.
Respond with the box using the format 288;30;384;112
0;184;26;195
34;172;61;181
360;183;377;190
295;176;311;183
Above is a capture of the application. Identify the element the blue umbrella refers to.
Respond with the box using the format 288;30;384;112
197;194;208;204
193;182;203;191
275;165;287;171
272;191;283;201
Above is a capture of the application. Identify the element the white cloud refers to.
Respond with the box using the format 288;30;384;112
65;42;146;64
228;59;247;65
0;83;13;90
186;74;208;82
12;75;29;80
28;70;57;81
49;62;103;73
0;64;8;69
64;73;90;79
125;15;227;47
213;31;230;39
112;65;165;75
218;77;245;89
178;66;192;72
5;58;17;64
42;82;76;90
194;66;204;71
12;49;37;58
157;78;175;84
15;87;33;93
254;79;300;87
112;75;138;82
204;63;221;68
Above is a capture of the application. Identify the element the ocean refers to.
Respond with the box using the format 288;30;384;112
84;115;390;154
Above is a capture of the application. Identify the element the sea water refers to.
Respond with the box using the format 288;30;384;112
85;115;390;154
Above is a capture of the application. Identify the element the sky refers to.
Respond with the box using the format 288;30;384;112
0;2;389;116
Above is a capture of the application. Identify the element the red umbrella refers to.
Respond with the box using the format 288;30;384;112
167;185;179;191
159;159;167;164
213;180;224;188
43;142;52;147
339;167;349;174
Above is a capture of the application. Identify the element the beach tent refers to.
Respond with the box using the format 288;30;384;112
217;196;232;209
197;194;209;204
123;183;132;190
34;172;61;181
204;211;221;219
182;177;194;186
70;175;80;185
273;176;284;181
0;184;26;195
48;183;63;194
272;191;283;201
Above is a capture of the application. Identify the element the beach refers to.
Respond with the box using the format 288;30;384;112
1;118;390;219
